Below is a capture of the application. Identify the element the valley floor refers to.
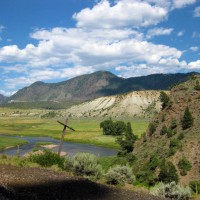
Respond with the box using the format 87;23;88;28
0;164;164;200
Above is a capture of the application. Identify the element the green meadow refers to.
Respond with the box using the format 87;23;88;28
0;108;149;149
0;136;28;150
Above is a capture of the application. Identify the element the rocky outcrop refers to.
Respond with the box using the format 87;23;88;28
65;91;164;118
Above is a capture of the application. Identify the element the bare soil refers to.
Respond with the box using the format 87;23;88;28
0;164;164;200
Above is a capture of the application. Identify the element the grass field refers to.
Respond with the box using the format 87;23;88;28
0;136;28;150
0;108;149;149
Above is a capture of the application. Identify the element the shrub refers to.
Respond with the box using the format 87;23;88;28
161;114;166;122
151;181;191;199
160;91;171;110
168;138;181;156
194;80;200;90
178;157;192;176
28;149;65;169
190;181;200;194
105;165;135;185
170;118;177;130
181;107;194;130
70;153;102;180
41;111;56;118
148;122;157;136
160;125;168;135
148;155;160;170
159;160;179;183
136;170;157;186
178;133;184;140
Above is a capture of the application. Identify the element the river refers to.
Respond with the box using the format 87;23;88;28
0;135;117;157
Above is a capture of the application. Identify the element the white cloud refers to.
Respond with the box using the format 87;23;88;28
194;6;200;17
172;0;196;9
115;59;187;77
0;0;198;92
177;31;184;37
188;60;200;69
73;0;168;29
190;46;199;51
147;27;173;39
0;90;16;96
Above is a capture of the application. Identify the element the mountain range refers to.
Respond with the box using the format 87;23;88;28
2;71;198;107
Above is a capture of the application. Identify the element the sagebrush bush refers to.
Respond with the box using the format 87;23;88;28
190;181;200;194
28;149;65;169
105;165;135;185
151;181;191;200
70;153;102;180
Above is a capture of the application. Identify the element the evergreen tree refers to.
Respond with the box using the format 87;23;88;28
117;122;137;154
181;106;194;130
159;91;171;110
159;160;179;183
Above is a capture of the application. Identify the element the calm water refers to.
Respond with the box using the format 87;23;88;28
0;134;117;157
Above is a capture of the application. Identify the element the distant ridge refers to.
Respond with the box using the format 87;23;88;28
5;71;199;107
0;94;7;104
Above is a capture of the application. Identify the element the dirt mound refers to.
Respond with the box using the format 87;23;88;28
0;164;164;200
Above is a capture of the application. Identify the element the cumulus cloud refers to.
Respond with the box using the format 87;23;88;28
188;60;200;69
194;6;200;17
146;27;173;39
0;0;198;92
172;0;196;9
73;0;168;29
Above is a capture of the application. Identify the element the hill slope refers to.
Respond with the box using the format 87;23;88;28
0;94;6;104
7;71;197;106
133;75;200;185
65;90;164;118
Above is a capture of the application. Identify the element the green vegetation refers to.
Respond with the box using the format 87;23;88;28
181;106;194;130
190;181;200;195
117;122;137;154
28;149;65;169
136;170;157;187
0;110;148;149
160;91;171;110
41;111;57;118
0;136;28;150
100;119;126;136
178;157;192;176
105;165;135;185
151;181;191;199
65;153;102;180
158;160;179;183
148;122;157;136
194;80;200;90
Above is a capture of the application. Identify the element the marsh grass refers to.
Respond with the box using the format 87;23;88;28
0;110;149;149
0;136;28;150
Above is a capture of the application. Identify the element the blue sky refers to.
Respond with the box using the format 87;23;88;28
0;0;200;96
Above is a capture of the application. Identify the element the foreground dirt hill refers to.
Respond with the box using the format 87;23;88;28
133;75;200;185
0;165;164;200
